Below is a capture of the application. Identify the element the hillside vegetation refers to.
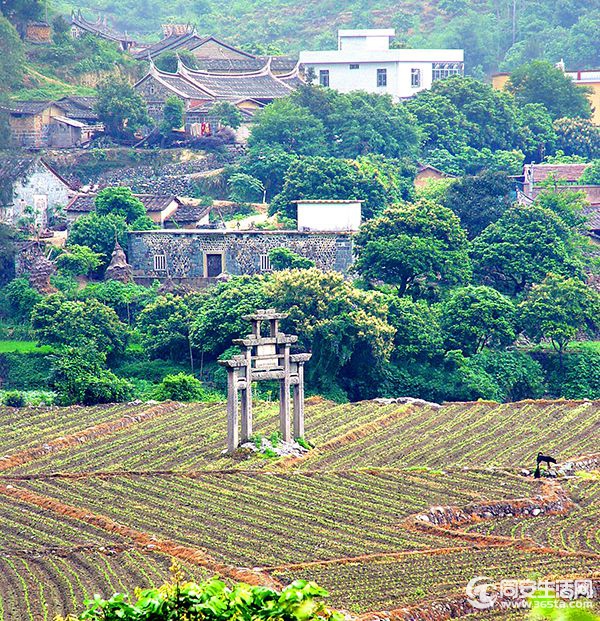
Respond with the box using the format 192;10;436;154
50;0;600;73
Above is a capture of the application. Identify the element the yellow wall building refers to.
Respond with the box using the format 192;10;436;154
492;70;600;125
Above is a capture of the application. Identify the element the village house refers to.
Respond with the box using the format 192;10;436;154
128;200;360;285
5;97;100;149
414;163;456;188
134;60;298;137
299;29;464;100
65;193;199;227
25;21;52;43
0;157;74;228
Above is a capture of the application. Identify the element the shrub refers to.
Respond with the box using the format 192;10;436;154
2;390;25;407
269;247;315;270
561;352;600;399
57;573;342;621
155;372;206;402
55;244;102;276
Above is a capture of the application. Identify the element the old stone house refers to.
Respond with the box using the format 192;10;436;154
128;229;354;286
0;158;74;228
6;97;99;148
25;21;52;43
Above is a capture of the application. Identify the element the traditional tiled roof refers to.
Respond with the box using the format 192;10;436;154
0;157;72;189
180;62;293;100
167;204;211;225
132;34;256;61
525;163;591;184
66;193;180;213
71;10;134;43
529;185;600;207
55;96;99;121
137;66;212;100
195;56;298;74
6;101;53;115
585;208;600;230
187;100;257;121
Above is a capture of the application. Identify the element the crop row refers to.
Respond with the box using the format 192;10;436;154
297;401;600;470
0;493;130;551
0;403;146;458
11;401;398;474
271;546;600;613
21;470;534;567
0;548;204;621
466;478;600;554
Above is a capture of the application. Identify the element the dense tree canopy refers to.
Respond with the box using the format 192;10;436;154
507;60;592;120
95;187;146;224
471;204;583;295
354;199;471;297
442;171;513;238
96;78;151;137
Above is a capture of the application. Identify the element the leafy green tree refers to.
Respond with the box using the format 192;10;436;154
268;247;315;270
239;144;297;200
249;99;326;156
31;296;128;360
137;295;195;366
579;159;600;185
533;189;588;230
82;280;158;324
55;245;102;276
553;117;600;160
0;15;24;93
386;296;443;360
516;103;557;161
0;223;17;285
471;205;584;295
442;171;513;239
270;156;399;221
507;60;592;120
291;85;420;159
160;96;184;135
0;277;42;322
440;285;517;354
68;213;128;273
155;49;198;72
0;0;44;30
429;76;519;151
50;346;133;406
190;276;268;356
227;173;265;203
96;78;151;137
354;199;471;297
263;269;395;400
212;101;243;130
155;373;205;401
95;187;146;224
519;273;600;355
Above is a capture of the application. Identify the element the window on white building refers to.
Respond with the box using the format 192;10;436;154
260;254;272;272
319;70;330;87
411;68;421;87
153;254;167;271
349;63;359;70
376;68;387;87
432;62;463;82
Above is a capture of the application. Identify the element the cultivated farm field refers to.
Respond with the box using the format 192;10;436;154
0;398;598;619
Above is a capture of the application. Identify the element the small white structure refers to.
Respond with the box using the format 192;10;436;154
296;199;362;232
299;29;464;100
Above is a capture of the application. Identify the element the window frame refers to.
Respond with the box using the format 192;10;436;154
376;68;387;87
349;63;359;70
153;254;167;272
319;69;330;87
259;254;272;272
411;68;421;88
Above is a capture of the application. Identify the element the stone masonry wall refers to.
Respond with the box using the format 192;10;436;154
128;230;354;281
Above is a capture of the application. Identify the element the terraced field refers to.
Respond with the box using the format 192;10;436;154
0;399;597;620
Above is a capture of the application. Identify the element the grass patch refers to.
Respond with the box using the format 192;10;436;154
0;341;51;354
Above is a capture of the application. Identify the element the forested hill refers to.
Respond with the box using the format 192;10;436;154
50;0;599;74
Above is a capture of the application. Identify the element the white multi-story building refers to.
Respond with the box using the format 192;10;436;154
299;29;464;100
